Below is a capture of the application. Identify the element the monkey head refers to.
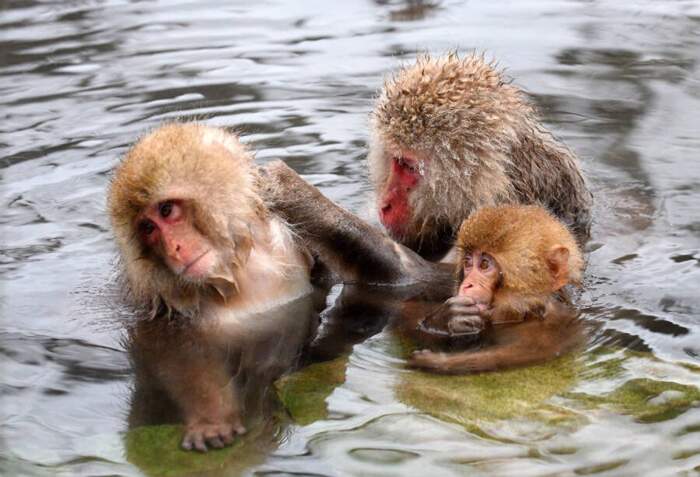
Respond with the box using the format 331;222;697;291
369;53;535;255
108;123;264;315
455;205;583;310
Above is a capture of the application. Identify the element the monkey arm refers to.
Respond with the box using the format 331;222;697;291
130;321;245;452
409;297;583;374
260;160;445;286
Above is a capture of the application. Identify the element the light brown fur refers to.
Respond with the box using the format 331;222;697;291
369;52;592;256
109;124;311;317
410;204;585;373
109;123;312;451
456;205;583;297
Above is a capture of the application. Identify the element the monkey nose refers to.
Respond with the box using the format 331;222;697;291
164;240;182;260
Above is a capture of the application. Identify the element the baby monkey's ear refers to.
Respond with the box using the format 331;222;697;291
546;245;571;291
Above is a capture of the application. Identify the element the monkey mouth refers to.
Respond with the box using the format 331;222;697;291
182;249;211;276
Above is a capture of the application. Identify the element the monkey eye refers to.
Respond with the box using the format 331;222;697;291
479;253;496;272
463;254;474;269
159;201;173;218
138;219;156;236
158;200;183;221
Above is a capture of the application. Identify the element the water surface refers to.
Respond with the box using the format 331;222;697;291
2;1;700;475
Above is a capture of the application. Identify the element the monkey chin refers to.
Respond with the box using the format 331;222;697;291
182;250;215;279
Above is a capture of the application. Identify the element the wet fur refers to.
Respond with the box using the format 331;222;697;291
369;53;592;256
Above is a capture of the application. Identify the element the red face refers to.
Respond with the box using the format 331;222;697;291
458;250;501;308
137;200;216;280
378;153;422;237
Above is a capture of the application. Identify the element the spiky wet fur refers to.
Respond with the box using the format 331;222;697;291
369;52;592;252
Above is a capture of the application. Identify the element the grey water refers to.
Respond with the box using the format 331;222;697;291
1;0;699;475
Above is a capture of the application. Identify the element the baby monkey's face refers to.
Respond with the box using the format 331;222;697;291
457;249;501;309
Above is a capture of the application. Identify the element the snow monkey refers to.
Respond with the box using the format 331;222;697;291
370;53;593;260
109;124;441;452
261;167;586;373
409;205;585;374
109;124;319;451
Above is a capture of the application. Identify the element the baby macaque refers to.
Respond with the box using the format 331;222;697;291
410;205;585;373
369;53;592;260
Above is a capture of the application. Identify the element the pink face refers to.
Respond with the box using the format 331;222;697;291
458;250;501;308
137;200;216;280
378;153;422;237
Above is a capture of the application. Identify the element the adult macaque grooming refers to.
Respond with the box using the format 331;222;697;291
369;53;593;260
110;124;446;451
409;205;585;374
109;124;321;451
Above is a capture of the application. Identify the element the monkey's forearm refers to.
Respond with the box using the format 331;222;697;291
260;161;442;285
133;324;244;452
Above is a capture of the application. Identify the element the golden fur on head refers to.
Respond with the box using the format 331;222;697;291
456;205;583;295
108;123;264;315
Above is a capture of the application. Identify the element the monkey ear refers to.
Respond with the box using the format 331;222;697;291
546;245;570;291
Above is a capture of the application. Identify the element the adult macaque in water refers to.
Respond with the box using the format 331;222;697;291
110;124;442;451
369;53;593;260
109;124;318;451
409;205;585;373
263;169;586;372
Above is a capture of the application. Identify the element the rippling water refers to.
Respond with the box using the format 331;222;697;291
2;1;699;475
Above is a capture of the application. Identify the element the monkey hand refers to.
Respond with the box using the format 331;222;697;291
181;412;246;452
418;296;491;338
445;296;492;334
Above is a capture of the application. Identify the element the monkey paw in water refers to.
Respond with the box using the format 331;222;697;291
181;416;246;452
417;296;491;343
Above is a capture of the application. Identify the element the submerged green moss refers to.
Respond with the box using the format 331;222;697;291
567;378;700;423
274;356;348;425
125;423;274;477
274;341;699;441
396;353;583;430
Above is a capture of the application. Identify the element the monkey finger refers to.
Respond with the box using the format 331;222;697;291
207;436;225;449
449;304;482;316
193;435;208;453
182;432;208;453
448;315;484;334
221;430;235;445
446;296;476;306
408;349;448;369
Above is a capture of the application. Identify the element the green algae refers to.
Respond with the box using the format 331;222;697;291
566;378;700;423
274;356;348;425
125;423;274;477
396;353;584;430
